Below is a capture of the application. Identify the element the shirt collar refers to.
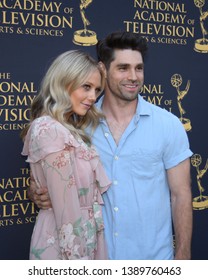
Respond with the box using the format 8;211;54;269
96;94;151;124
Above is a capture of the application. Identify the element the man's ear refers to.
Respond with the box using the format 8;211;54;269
98;61;107;78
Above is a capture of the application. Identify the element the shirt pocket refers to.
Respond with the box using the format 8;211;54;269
131;148;163;179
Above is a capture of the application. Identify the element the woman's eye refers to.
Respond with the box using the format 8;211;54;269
83;84;91;90
96;88;102;96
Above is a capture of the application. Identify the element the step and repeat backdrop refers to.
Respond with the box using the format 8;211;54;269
0;0;208;259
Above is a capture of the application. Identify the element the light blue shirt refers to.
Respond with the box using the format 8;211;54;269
91;95;193;260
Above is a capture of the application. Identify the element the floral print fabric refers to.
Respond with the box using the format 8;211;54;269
22;116;111;260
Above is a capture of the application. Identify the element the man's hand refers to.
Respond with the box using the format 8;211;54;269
27;176;52;210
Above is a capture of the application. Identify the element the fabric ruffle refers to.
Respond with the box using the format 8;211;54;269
22;116;80;163
78;145;111;195
22;116;111;196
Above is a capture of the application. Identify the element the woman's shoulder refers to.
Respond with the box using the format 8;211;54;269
31;116;76;141
31;115;65;133
23;116;79;162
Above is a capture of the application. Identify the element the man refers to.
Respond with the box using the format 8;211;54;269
29;31;193;260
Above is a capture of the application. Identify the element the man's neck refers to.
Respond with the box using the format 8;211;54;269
102;96;138;144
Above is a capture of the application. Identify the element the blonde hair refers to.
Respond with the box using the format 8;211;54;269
21;50;105;144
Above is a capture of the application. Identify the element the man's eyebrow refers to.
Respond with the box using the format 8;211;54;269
117;63;129;66
116;63;144;67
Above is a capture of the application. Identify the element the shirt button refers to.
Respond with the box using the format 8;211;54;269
114;232;118;237
114;207;119;211
104;132;109;137
113;180;118;185
114;155;119;160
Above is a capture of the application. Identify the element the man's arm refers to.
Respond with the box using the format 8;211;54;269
28;171;52;209
167;158;193;260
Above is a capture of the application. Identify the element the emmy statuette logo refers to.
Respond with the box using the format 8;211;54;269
194;0;208;53
171;74;192;132
73;0;98;46
191;154;208;210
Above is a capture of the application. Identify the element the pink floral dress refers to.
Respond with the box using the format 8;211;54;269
22;116;111;260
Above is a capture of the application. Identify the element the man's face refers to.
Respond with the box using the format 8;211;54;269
105;49;144;102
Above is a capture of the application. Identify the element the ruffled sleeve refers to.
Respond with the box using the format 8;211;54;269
22;116;79;163
88;146;111;203
94;160;111;194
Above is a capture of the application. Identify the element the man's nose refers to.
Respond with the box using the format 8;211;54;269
128;69;137;81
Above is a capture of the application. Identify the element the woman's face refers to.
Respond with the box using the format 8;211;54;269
69;69;102;116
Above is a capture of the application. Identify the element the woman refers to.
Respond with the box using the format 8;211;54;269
21;50;111;260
